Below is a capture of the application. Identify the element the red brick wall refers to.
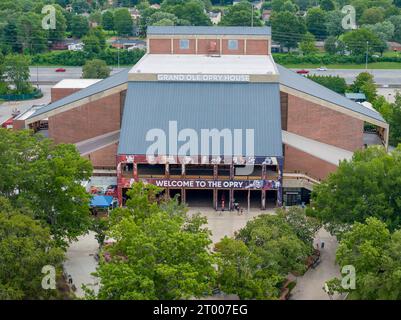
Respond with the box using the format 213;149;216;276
221;39;245;55
197;39;220;54
48;92;121;145
51;88;80;102
173;39;196;54
284;145;338;180
149;39;171;54
246;40;269;55
286;93;364;151
86;143;118;168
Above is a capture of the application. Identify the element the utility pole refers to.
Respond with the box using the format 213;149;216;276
118;46;120;70
365;41;369;71
251;4;254;27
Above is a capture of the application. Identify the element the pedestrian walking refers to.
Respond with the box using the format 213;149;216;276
321;241;325;249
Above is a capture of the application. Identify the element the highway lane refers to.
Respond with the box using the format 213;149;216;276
291;68;401;86
29;67;127;84
28;66;401;86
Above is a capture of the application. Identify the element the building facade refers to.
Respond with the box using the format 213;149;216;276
21;26;389;209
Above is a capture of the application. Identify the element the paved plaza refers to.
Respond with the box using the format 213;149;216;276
64;209;343;300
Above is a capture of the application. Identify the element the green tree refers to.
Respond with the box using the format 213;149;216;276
102;11;114;31
2;54;32;93
299;32;318;55
0;197;64;299
325;10;346;37
271;11;307;50
82;59;111;78
214;237;281;300
360;7;385;25
71;15;90;38
83;27;106;54
17;12;47;53
389;15;401;43
324;35;337;54
327;217;401;300
351;72;377;102
307;74;348;94
48;5;67;43
385;93;401;147
364;21;395;42
308;146;401;235
92;182;216;300
342;28;383;56
114;8;133;36
320;0;335;11
306;7;327;37
0;129;93;246
220;1;263;26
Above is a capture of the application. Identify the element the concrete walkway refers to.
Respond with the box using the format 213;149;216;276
188;207;274;243
64;232;99;298
290;228;344;300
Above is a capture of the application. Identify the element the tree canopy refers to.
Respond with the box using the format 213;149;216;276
0;129;93;246
92;182;216;300
308;145;401;236
0;197;64;299
327;217;401;300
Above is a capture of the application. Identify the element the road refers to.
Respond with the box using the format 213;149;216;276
29;67;126;84
29;67;401;86
293;68;401;86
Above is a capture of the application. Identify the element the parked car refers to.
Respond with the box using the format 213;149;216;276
55;68;66;72
296;69;309;75
316;66;328;71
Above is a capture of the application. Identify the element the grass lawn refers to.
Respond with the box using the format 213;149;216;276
280;62;401;69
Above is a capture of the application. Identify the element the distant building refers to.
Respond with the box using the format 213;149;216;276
388;41;401;52
68;43;84;51
150;4;161;10
262;10;271;22
129;8;141;21
345;93;367;103
208;11;222;25
110;39;147;50
315;41;325;52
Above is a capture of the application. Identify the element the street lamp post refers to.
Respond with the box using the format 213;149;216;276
365;41;369;71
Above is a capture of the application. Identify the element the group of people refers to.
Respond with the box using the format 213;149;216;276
220;198;244;215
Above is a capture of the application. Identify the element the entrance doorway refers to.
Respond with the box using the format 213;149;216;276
169;189;182;203
186;189;213;207
217;190;230;211
233;190;262;210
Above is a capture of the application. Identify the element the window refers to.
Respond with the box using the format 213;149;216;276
179;39;190;49
228;39;238;50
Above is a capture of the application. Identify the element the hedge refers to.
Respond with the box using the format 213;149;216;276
273;53;401;65
31;49;146;66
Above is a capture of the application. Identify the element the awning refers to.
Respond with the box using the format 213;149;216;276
90;195;114;208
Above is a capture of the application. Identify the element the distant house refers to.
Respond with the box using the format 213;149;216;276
262;10;271;22
208;11;221;25
51;39;82;51
68;43;84;51
315;41;325;52
388;41;401;52
110;39;146;50
129;8;141;21
150;4;161;9
345;93;367;103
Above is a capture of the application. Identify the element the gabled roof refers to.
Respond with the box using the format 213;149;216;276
277;65;385;123
147;26;271;36
27;68;129;120
118;81;283;157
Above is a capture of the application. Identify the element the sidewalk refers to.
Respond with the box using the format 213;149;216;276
290;228;344;300
64;232;99;298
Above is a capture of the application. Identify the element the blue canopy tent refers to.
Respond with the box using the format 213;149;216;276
90;195;114;208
